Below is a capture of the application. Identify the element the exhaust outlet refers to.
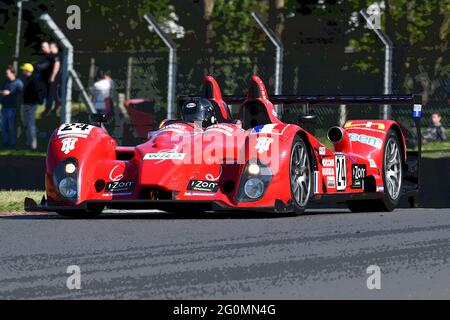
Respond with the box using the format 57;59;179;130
327;126;352;152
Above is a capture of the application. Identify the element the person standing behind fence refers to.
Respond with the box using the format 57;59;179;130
1;66;23;147
90;70;115;117
21;63;41;150
37;41;60;117
50;42;61;110
422;112;447;142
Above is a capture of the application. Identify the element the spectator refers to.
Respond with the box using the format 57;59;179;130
90;70;115;116
49;42;61;109
21;63;40;150
37;41;60;117
1;66;23;147
422;112;447;142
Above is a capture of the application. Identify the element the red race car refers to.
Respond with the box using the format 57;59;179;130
25;75;422;218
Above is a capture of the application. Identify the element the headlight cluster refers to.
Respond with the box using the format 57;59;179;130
237;160;272;202
53;158;79;201
244;178;265;199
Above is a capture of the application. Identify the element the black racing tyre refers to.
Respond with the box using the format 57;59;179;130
57;206;104;219
289;136;313;215
347;129;403;212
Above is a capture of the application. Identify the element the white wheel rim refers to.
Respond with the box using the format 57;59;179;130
290;142;311;207
384;138;402;200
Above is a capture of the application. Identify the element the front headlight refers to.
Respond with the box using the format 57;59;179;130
237;160;272;202
58;177;78;200
53;158;79;201
244;178;265;199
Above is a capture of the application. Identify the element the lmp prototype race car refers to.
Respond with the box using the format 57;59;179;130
25;75;422;218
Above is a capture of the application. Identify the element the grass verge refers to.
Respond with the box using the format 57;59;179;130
0;190;43;212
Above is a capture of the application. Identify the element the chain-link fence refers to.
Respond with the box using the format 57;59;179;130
1;45;449;154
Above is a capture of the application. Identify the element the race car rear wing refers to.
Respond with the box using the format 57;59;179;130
221;93;423;206
221;94;422;147
222;94;421;106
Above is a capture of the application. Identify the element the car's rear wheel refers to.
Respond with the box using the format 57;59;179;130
290;136;312;215
347;130;403;212
57;206;104;219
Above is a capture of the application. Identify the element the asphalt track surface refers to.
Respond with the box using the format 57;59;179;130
0;208;450;299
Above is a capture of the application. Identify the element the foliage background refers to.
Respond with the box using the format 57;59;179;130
0;0;449;139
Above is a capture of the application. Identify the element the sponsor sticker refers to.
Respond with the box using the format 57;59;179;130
205;124;235;136
102;192;133;197
327;176;336;188
187;180;219;193
349;133;383;149
106;181;135;192
322;167;335;176
377;186;385;192
143;153;186;161
205;167;222;182
159;124;187;134
368;158;377;169
61;137;78;154
184;191;216;197
345;121;385;130
322;158;335;167
57;123;94;138
255;137;274;154
109;164;124;182
319;146;326;156
351;164;367;189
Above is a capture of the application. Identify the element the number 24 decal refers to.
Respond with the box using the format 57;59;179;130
335;154;347;191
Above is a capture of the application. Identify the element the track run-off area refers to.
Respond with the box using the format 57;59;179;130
0;208;450;299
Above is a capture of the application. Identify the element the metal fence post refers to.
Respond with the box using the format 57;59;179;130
126;56;133;100
251;11;284;96
360;9;393;120
13;0;27;72
144;13;177;120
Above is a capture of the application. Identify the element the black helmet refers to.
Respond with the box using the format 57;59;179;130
181;97;216;127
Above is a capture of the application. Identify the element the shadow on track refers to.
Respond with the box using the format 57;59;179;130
0;208;351;220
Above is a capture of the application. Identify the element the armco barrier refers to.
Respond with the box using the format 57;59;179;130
0;156;449;208
0;156;46;190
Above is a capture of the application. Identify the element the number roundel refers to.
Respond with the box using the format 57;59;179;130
335;154;347;191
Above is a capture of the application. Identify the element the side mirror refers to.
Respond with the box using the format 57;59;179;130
90;113;108;127
298;113;317;135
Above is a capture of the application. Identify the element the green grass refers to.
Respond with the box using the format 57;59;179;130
421;129;450;158
0;149;46;156
0;190;43;212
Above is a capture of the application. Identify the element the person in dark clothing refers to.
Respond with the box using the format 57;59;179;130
37;41;60;117
50;42;61;109
21;63;40;150
1;66;23;147
422;113;447;142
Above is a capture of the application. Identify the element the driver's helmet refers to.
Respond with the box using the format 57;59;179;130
181;97;216;127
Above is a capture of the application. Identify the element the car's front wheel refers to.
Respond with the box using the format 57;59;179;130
289;136;313;215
